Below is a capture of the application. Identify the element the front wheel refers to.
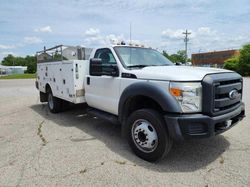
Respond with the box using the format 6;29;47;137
126;109;173;162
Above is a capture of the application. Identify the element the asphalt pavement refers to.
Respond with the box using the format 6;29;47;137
0;78;249;186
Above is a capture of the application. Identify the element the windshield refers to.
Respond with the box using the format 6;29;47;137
114;46;173;68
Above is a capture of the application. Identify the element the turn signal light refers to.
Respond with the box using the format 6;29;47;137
170;88;182;97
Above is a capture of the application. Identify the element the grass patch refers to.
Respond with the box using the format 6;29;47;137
0;73;36;79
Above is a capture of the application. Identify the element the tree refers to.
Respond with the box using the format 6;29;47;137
25;55;36;73
224;43;250;76
224;55;239;72
1;54;36;73
238;44;250;76
1;54;16;66
175;50;186;63
162;50;187;64
162;50;171;59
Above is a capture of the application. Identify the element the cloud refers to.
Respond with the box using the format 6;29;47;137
83;28;104;46
84;28;100;37
83;28;144;47
197;27;217;36
161;26;250;55
34;26;52;33
106;34;125;44
83;28;124;46
160;27;234;54
161;29;195;41
162;27;217;42
23;36;43;44
0;44;15;49
84;35;105;46
1;0;249;59
0;51;16;61
1;51;15;55
87;0;213;13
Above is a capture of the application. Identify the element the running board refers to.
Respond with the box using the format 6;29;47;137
87;108;119;125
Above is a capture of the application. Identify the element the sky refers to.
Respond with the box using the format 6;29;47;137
0;0;250;61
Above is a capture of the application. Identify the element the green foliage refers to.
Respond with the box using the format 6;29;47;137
238;44;250;76
162;50;171;60
224;43;250;76
1;54;36;73
162;50;187;63
0;73;36;79
224;55;239;72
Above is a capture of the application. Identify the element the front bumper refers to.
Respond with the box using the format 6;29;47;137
165;102;245;141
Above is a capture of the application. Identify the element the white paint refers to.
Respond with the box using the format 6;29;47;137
37;45;231;115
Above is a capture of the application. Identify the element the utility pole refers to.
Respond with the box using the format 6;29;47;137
182;29;191;64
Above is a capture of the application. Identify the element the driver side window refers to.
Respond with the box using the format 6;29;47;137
94;48;116;64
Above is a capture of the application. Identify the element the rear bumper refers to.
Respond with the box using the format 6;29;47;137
165;102;245;141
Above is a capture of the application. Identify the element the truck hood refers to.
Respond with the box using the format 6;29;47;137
130;66;233;81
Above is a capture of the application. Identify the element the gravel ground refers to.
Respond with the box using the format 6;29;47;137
0;78;249;187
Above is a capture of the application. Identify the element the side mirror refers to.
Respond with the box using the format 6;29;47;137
90;58;119;77
90;58;102;76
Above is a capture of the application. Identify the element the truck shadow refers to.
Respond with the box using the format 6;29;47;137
30;103;230;172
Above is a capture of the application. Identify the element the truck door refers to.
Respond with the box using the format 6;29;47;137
85;48;120;115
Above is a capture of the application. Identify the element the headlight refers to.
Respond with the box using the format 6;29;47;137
169;82;202;113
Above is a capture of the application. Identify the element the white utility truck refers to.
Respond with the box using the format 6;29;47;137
36;44;245;161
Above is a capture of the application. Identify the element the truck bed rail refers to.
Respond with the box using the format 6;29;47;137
36;45;92;63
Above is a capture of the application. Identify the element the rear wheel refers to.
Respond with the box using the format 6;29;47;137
126;109;173;162
47;90;62;113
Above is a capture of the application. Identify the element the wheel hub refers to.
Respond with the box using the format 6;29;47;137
138;131;146;142
132;119;158;153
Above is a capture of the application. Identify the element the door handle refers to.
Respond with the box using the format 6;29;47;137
87;77;90;85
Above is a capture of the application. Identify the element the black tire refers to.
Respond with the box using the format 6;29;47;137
47;90;62;113
126;109;173;162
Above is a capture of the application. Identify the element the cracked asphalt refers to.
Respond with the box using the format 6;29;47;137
0;78;249;187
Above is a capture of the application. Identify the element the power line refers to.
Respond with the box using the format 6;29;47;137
182;29;191;64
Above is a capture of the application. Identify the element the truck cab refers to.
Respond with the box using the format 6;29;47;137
36;44;245;162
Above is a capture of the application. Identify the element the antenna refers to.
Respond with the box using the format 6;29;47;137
129;22;132;65
130;22;132;45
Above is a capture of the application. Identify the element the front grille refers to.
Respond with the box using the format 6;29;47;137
214;79;242;113
202;73;243;116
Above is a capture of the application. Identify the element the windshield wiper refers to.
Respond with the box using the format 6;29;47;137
159;64;171;66
127;65;148;69
127;64;171;69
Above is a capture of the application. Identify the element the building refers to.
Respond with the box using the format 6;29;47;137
0;65;27;75
192;49;239;68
